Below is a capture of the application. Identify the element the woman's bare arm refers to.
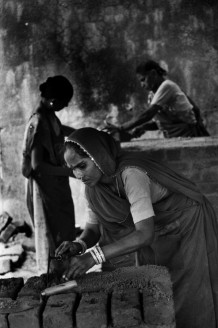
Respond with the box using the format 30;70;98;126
121;105;161;131
102;217;154;260
31;144;74;177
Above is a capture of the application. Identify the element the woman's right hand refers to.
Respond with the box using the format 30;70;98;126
55;241;82;259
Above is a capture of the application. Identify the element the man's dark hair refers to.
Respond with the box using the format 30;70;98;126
136;60;167;77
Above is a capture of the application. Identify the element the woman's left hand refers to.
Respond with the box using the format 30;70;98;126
62;252;95;280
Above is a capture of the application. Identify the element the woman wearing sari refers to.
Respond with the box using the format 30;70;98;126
22;75;76;249
56;127;218;328
106;60;210;139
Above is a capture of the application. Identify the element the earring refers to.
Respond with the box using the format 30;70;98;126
49;101;53;107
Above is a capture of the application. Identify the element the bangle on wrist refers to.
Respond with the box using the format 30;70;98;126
89;246;106;264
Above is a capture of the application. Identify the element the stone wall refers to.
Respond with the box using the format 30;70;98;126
1;0;218;226
0;265;176;328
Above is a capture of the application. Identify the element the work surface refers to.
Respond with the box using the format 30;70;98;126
0;265;175;328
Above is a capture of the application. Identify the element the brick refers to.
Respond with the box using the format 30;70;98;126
0;259;11;275
187;169;202;182
146;149;167;161
43;293;77;328
0;278;24;299
8;296;43;328
203;146;218;159
205;194;218;209
111;288;142;327
198;183;218;194
202;168;218;181
165;148;182;161
76;292;108;328
0;314;8;328
0;223;17;243
142;294;175;326
18;275;47;299
0;243;23;258
0;212;12;233
142;274;175;325
192;159;213;171
181;147;205;160
166;161;190;175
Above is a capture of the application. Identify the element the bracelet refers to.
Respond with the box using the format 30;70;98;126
89;246;106;264
73;239;87;254
96;245;106;262
90;249;99;264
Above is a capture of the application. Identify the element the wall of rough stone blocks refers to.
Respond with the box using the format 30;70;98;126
1;0;218;227
0;265;176;328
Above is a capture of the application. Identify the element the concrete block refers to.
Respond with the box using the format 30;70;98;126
0;243;23;257
166;148;182;161
0;278;24;299
8;296;43;328
202;168;218;181
111;288;142;327
76;292;108;328
0;212;12;233
0;259;11;275
0;314;9;328
43;292;77;328
0;223;17;243
18;274;47;299
142;270;175;326
142;294;175;326
198;182;218;194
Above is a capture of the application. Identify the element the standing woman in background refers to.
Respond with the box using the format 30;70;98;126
22;75;76;251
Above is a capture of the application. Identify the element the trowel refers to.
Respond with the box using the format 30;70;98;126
41;279;78;297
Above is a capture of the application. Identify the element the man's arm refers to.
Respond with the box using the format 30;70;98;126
130;121;158;138
121;104;161;131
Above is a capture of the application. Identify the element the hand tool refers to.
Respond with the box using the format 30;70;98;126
41;280;78;297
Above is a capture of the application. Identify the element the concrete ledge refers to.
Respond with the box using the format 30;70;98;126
122;136;218;150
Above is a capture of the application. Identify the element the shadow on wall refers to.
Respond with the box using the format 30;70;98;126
72;48;145;119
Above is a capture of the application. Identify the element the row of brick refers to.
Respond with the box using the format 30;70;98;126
0;266;176;328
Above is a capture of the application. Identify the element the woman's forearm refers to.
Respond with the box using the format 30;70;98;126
31;146;74;177
102;228;154;260
122;105;160;131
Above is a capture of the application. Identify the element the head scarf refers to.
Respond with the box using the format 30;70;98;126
65;127;121;176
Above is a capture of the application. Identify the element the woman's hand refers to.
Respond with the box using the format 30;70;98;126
55;241;82;259
63;252;96;279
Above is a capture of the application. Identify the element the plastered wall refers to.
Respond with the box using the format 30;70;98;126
1;0;218;226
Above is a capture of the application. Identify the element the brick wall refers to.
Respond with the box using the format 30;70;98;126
0;266;176;328
122;136;218;215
